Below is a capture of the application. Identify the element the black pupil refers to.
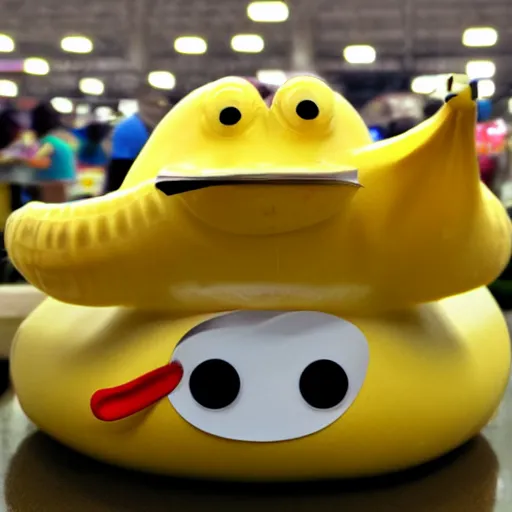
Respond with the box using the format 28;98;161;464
189;359;240;410
299;359;348;409
219;107;242;126
296;100;319;120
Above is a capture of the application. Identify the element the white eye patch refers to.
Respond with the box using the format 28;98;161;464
168;311;369;442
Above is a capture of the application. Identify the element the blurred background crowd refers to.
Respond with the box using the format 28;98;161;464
0;0;512;285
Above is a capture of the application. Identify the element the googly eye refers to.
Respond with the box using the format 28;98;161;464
202;78;265;136
189;359;241;409
218;107;242;126
168;311;369;442
271;77;335;135
299;359;349;409
295;100;320;121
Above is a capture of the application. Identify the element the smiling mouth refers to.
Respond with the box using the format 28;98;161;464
91;362;184;422
155;170;361;196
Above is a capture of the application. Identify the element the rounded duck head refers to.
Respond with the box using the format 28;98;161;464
122;75;370;235
5;75;511;313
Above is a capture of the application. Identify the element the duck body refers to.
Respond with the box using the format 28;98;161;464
10;286;509;480
6;76;512;480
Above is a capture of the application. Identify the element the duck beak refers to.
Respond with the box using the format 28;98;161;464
155;169;361;196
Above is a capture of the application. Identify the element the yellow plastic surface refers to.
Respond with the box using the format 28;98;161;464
5;77;510;312
10;287;510;480
5;76;512;480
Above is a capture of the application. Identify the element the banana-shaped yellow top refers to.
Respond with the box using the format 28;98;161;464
5;76;511;313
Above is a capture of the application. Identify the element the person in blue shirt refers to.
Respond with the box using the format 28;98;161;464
105;86;171;193
0;107;24;213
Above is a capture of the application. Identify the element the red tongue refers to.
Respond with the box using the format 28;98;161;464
90;361;184;422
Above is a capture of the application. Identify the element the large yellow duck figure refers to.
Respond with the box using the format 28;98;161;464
5;76;512;481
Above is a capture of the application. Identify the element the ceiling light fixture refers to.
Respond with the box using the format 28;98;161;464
411;75;439;95
75;104;91;116
466;60;496;79
118;99;139;117
148;71;176;90
478;79;495;98
231;34;264;53
174;36;207;55
61;35;94;54
96;106;114;121
24;57;50;76
0;34;15;53
256;69;287;86
343;45;376;64
79;77;104;95
51;97;74;114
247;1;289;22
0;79;18;97
462;27;498;47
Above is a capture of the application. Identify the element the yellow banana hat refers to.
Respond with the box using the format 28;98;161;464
5;76;510;312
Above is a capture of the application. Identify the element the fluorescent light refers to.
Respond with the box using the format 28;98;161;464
61;36;93;54
51;97;74;114
247;1;289;22
462;27;498;47
95;106;114;121
75;104;91;115
0;79;18;97
174;36;207;55
508;98;512;115
256;69;287;86
411;75;439;94
24;57;50;76
466;60;496;79
231;34;264;53
0;34;14;53
148;71;176;90
343;45;376;64
118;99;139;117
478;79;495;98
79;77;104;95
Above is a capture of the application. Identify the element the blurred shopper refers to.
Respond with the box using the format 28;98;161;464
74;121;112;168
24;102;77;203
0;107;40;214
69;122;113;200
386;117;420;138
0;107;22;225
0;107;27;283
105;86;171;192
0;106;21;151
423;98;443;119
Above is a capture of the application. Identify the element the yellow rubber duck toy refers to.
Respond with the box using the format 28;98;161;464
6;76;512;481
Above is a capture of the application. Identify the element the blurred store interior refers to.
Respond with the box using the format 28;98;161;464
2;1;512;511
0;0;511;204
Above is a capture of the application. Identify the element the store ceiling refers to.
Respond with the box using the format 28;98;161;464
0;0;511;100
